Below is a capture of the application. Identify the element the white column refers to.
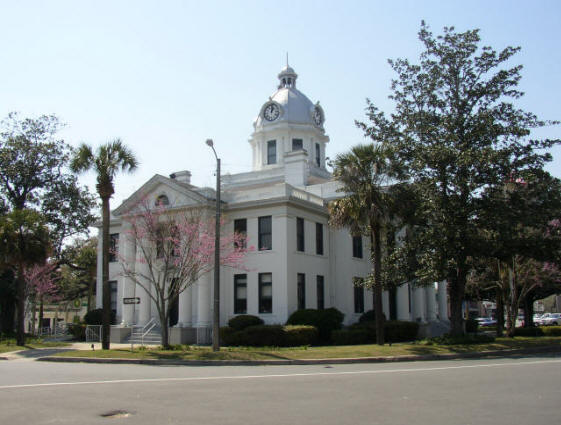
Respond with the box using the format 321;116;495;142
196;273;211;327
425;284;437;321
396;283;410;321
382;290;390;320
413;286;427;323
177;286;192;327
438;280;449;322
137;244;151;326
121;227;136;326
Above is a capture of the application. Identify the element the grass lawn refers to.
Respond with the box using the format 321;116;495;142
51;336;561;361
0;337;70;354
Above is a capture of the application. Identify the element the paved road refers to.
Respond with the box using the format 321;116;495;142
1;354;560;425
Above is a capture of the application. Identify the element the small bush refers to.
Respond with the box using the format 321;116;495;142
228;315;264;331
284;325;318;346
385;320;420;342
240;325;286;346
542;326;561;337
286;308;344;342
424;334;495;345
332;328;370;345
465;318;479;333
67;323;86;341
358;310;386;323
83;308;116;325
513;327;544;337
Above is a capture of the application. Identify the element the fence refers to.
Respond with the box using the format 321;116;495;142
86;325;102;343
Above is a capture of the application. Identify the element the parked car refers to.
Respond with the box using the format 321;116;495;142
476;317;497;327
535;313;550;326
541;313;561;326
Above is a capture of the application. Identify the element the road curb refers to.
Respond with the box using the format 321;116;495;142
36;344;561;366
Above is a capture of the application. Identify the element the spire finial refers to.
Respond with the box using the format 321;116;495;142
286;52;289;67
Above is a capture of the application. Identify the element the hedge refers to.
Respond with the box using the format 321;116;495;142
68;323;86;341
286;308;344;342
465;318;479;333
358;310;386;323
333;320;420;345
220;324;318;347
83;308;116;325
514;326;561;337
228;315;264;331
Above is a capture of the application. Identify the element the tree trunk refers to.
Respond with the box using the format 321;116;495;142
101;195;111;350
496;290;504;337
448;262;467;336
523;296;534;327
38;295;44;335
16;261;26;346
372;225;384;345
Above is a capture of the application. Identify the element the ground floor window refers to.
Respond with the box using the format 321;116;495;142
297;273;306;310
259;273;273;313
317;275;324;310
353;278;364;313
234;274;247;314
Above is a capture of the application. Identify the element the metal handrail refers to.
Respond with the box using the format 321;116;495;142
141;319;157;346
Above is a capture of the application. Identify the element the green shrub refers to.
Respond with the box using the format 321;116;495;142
332;328;370;345
465;318;479;333
424;334;495;345
228;315;264;331
513;327;544;337
358;310;386;323
83;308;116;325
542;326;561;337
67;323;86;341
220;324;319;347
240;325;286;346
286;308;344;342
284;325;318;346
385;320;420;342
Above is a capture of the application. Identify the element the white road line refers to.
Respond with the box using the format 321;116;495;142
1;358;560;390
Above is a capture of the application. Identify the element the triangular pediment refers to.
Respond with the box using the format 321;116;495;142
112;174;215;216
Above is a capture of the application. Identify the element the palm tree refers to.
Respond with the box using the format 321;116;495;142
329;144;397;345
70;139;138;349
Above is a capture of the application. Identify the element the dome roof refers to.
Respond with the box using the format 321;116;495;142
254;65;324;130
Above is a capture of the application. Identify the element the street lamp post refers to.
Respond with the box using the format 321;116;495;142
206;139;221;351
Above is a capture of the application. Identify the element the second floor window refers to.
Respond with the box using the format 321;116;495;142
258;216;272;250
352;235;363;259
234;218;247;248
316;222;323;255
267;140;276;164
315;143;320;167
109;233;119;262
297;217;305;252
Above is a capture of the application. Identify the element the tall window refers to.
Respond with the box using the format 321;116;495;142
258;216;272;250
296;217;305;252
292;138;303;151
259;273;273;313
315;143;320;167
297;273;306;310
353;278;364;313
267;140;276;164
110;280;118;314
109;234;119;262
316;223;323;255
317;275;325;310
352;235;363;258
234;274;247;314
234;218;247;248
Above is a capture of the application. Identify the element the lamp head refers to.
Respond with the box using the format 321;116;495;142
205;139;214;147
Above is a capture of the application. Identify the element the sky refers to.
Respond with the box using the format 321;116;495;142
1;0;560;208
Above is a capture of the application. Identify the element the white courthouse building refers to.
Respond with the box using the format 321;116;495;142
98;65;449;343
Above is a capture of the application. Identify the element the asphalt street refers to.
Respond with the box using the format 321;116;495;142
1;354;560;425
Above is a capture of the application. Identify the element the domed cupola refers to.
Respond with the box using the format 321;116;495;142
249;64;330;180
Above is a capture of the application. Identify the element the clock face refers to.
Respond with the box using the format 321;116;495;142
313;107;323;126
263;103;280;121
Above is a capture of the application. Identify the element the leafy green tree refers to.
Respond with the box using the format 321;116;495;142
329;143;402;345
0;209;50;345
357;23;559;335
71;140;138;349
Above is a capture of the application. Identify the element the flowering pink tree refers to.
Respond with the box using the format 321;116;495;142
24;262;59;334
120;199;251;348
